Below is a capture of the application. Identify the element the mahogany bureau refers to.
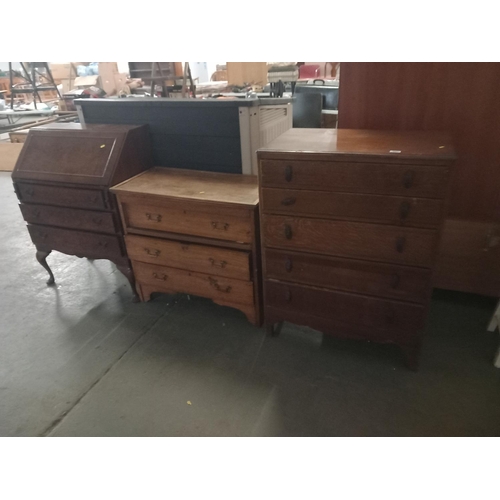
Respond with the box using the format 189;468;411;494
11;124;152;299
111;167;262;325
257;129;456;369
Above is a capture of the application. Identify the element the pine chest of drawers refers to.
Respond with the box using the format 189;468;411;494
257;129;456;368
11;124;152;298
111;167;262;325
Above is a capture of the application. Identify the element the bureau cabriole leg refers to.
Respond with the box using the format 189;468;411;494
36;250;55;285
115;263;140;303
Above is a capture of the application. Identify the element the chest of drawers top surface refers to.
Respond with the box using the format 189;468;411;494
12;124;152;187
258;128;456;164
111;167;259;207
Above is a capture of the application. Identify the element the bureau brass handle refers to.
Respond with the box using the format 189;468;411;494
146;212;162;222
281;197;296;206
145;248;160;257
208;277;231;293
209;258;227;268
152;272;167;281
284;224;293;240
403;170;414;189
92;217;103;226
285;258;293;272
396;236;406;253
285;165;293;182
211;221;229;231
284;288;292;302
399;201;411;220
391;273;401;289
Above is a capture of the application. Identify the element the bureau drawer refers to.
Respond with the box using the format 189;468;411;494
260;160;449;198
126;234;251;280
265;280;425;334
122;201;252;243
262;215;438;267
16;182;107;210
20;204;117;234
133;261;254;306
261;187;444;228
27;224;124;260
265;249;431;303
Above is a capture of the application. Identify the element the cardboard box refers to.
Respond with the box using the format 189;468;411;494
98;63;120;95
49;63;76;82
74;75;101;88
113;73;129;94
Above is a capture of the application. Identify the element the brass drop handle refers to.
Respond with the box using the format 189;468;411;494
391;274;401;289
92;216;103;226
209;258;227;268
403;170;414;189
146;212;162;222
285;258;293;272
399;201;411;220
152;272;167;281
284;288;292;302
145;248;160;257
208;277;231;293
281;197;296;206
285;165;293;182
396;236;406;253
211;221;229;231
284;224;293;240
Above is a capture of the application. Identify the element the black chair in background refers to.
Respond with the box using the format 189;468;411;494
292;93;322;128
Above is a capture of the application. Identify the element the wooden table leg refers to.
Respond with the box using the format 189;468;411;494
36;249;55;285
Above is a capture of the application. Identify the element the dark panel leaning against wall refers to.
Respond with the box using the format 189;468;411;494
338;62;500;296
78;99;243;174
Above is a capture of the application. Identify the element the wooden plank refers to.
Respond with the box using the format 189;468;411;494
0;143;24;172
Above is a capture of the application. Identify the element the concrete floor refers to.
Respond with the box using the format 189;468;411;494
1;171;500;437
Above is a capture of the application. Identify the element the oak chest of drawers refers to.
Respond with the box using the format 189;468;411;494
12;124;152;298
111;167;262;325
257;129;456;368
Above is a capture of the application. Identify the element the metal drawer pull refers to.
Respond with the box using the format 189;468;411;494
145;248;160;257
285;165;293;182
391;274;401;289
152;272;167;281
396;236;406;253
211;221;229;231
285;258;293;272
403;170;414;189
281;197;296;206
92;217;103;226
208;277;231;293
399;201;411;220
284;288;292;302
146;212;162;222
209;258;227;268
284;224;293;239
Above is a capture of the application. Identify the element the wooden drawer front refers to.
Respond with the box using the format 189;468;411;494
126;235;251;280
20;204;117;234
265;280;425;333
27;224;123;260
133;261;254;306
261;187;444;228
265;249;431;303
260;160;449;198
262;215;437;267
16;183;107;210
123;202;252;243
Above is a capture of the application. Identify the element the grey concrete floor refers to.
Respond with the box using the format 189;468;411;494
1;171;500;436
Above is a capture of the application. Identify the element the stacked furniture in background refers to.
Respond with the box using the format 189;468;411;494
11;124;152;299
257;129;456;368
111;168;262;325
